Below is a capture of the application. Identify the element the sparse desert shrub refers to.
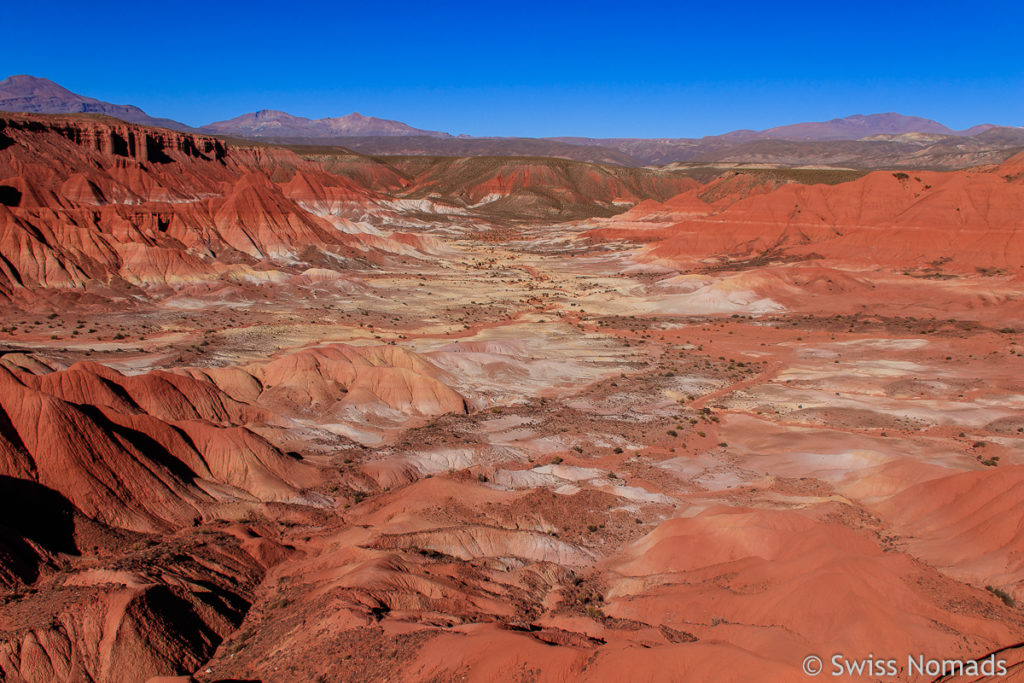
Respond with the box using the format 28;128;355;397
986;585;1016;608
266;597;291;610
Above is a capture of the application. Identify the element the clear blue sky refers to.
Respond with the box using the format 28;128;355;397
4;0;1022;137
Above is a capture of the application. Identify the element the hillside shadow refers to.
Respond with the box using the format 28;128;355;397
0;476;79;584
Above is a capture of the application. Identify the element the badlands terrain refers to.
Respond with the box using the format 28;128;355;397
0;110;1023;682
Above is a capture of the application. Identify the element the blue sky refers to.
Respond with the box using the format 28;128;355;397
4;0;1022;137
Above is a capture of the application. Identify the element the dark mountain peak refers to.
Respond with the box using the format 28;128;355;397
0;74;191;131
0;74;76;97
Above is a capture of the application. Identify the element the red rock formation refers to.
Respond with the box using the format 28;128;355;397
0;361;318;532
195;344;468;419
588;161;1024;272
0;113;387;297
390;156;697;217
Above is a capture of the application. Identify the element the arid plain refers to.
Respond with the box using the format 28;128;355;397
1;110;1023;682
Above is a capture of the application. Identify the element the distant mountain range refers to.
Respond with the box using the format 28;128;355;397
721;113;996;140
200;108;451;138
554;113;997;148
2;75;1021;168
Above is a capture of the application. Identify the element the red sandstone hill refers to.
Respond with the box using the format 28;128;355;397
294;148;700;218
387;155;697;218
0;113;418;298
0;360;319;533
586;150;1024;273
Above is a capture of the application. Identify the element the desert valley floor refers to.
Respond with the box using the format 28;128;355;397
0;113;1023;681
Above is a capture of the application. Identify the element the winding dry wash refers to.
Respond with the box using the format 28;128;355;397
1;110;1024;682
